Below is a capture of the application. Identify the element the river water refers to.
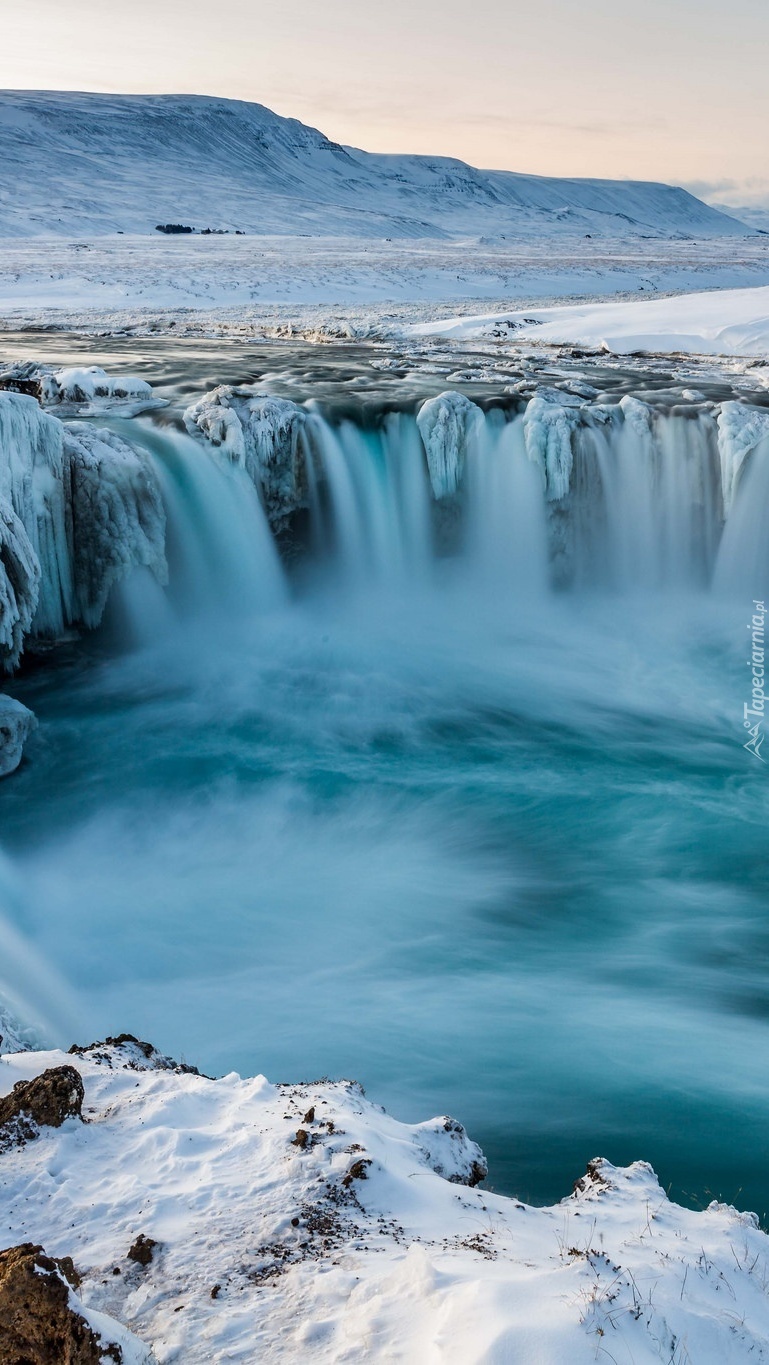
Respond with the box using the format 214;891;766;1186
1;333;768;1214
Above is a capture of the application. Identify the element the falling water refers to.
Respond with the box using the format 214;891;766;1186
3;373;769;1217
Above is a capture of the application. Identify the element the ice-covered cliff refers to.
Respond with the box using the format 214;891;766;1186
0;392;167;668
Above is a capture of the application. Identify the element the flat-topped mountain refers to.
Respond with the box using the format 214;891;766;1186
0;90;751;240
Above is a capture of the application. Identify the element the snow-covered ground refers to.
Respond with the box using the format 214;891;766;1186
2;1039;769;1364
406;284;769;358
1;235;769;331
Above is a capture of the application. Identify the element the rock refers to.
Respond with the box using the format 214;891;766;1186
0;1065;84;1146
127;1235;157;1267
0;694;36;776
412;1115;488;1187
68;1033;200;1075
342;1158;372;1187
0;1242;116;1364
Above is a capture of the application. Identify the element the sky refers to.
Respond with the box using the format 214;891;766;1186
2;0;768;206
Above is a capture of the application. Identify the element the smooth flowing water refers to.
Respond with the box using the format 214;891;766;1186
1;335;769;1215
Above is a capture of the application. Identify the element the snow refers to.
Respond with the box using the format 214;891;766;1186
184;389;308;527
0;91;751;241
408;284;769;358
1;1041;769;1363
1;236;769;324
416;392;484;498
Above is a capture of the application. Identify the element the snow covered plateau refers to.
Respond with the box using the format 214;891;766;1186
0;91;755;242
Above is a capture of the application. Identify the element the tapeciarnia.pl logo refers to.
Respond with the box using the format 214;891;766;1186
744;600;767;762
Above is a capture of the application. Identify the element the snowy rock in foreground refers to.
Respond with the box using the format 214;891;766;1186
0;694;36;776
0;361;160;416
184;387;307;527
416;391;484;499
2;1042;769;1363
0;1242;153;1365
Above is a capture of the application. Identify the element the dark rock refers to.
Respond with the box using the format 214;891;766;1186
342;1158;372;1187
127;1235;157;1267
292;1129;309;1149
302;1106;315;1124
573;1158;612;1196
0;1242;117;1364
0;1066;84;1147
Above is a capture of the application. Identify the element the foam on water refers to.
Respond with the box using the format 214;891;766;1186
2;380;769;1212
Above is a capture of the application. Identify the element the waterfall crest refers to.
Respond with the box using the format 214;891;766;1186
3;381;769;670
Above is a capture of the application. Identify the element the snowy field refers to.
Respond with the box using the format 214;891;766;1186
408;284;769;359
3;1038;769;1365
1;234;769;336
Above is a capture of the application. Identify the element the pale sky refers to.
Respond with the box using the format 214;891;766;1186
2;0;768;205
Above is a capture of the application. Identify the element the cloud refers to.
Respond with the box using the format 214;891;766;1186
683;177;769;208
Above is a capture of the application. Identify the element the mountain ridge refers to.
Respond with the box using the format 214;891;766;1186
0;89;751;240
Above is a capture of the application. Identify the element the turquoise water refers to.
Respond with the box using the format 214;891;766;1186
1;337;768;1214
2;582;768;1213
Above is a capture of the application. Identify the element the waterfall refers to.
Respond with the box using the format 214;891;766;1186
304;412;433;590
126;421;287;618
2;381;768;672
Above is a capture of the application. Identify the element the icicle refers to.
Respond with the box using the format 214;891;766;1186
0;497;40;671
416;392;483;499
0;392;73;638
523;393;581;501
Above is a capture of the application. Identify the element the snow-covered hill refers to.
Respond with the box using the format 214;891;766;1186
0;90;752;241
3;1039;769;1364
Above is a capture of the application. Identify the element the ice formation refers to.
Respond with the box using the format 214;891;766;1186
416;392;484;499
0;500;40;670
0;361;157;414
0;392;167;667
716;401;769;512
523;390;583;501
64;426;167;628
184;388;308;526
0;393;70;646
0;694;36;777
